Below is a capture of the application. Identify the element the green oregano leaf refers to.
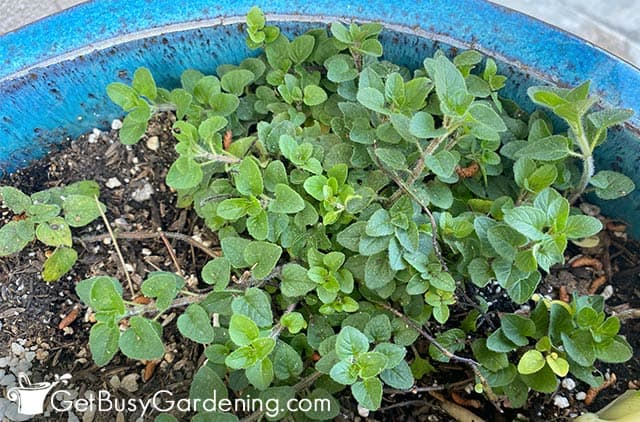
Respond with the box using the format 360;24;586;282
119;316;165;360
177;303;215;344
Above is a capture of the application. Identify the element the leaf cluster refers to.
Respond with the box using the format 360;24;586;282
83;6;638;419
0;181;104;281
474;295;631;407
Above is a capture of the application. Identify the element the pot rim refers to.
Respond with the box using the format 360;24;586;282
0;0;639;125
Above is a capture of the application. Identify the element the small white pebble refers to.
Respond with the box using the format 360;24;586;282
93;128;102;136
562;378;576;391
357;404;370;418
131;183;154;202
576;391;587;401
601;285;614;300
132;156;139;164
109;375;120;390
146;136;160;151
10;343;24;356
120;373;139;393
105;177;122;189
111;119;123;130
87;133;99;144
124;263;135;273
554;395;570;409
141;248;152;256
102;237;112;245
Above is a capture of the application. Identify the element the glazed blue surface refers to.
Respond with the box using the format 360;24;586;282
0;0;639;234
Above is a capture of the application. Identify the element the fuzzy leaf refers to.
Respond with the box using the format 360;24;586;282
231;287;273;327
166;157;203;190
0;186;31;213
590;170;635;199
201;257;231;289
177;303;215;344
336;326;369;360
243;241;282;279
119;316;165;360
269;184;305;213
352;377;382;410
63;195;104;228
132;67;157;100
221;69;255;96
229;314;260;346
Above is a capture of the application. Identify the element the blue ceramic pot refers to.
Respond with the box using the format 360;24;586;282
1;0;639;233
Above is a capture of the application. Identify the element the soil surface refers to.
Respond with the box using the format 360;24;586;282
0;113;638;422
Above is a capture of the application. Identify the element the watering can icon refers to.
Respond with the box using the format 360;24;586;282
6;373;72;416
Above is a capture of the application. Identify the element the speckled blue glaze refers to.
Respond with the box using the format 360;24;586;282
1;0;639;234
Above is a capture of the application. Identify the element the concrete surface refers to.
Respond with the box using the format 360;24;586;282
0;0;638;67
0;0;84;34
491;0;640;67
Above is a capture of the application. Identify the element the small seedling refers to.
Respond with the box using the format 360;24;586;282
0;181;105;281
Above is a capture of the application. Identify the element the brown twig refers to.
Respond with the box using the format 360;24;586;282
77;230;220;259
429;391;487;422
123;294;206;318
159;231;182;275
584;373;617;406
451;391;482;409
588;275;607;294
378;400;431;412
613;308;640;322
58;305;80;330
94;195;134;297
570;256;603;272
143;360;159;382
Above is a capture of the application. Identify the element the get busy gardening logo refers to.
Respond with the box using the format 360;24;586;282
4;372;333;419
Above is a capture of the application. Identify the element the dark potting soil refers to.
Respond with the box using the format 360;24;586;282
0;112;638;422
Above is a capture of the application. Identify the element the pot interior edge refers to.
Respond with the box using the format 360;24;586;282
1;20;639;237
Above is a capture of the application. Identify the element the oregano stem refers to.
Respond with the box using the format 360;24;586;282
387;123;459;203
373;144;448;272
159;231;182;275
376;301;501;410
201;151;241;164
94;195;135;297
570;154;594;205
123;294;205;318
383;378;473;395
270;302;298;339
569;121;595;204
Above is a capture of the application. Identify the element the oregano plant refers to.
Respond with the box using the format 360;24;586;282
2;6;632;420
0;181;105;281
